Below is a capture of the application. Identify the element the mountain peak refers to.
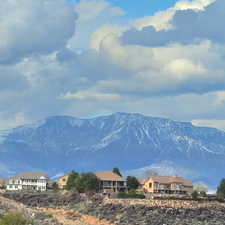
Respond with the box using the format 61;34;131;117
1;113;225;188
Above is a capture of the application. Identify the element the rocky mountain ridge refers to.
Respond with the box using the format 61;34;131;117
0;112;225;187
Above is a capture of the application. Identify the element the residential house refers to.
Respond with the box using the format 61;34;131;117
95;171;127;194
142;173;193;195
57;174;70;189
138;178;147;191
0;178;6;189
6;172;48;191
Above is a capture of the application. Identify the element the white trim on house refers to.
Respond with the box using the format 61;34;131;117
6;172;48;192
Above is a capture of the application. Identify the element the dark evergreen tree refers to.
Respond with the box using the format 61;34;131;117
52;182;59;191
113;168;122;177
126;176;139;190
217;178;225;199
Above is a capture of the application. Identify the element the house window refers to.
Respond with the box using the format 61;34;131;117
149;183;152;188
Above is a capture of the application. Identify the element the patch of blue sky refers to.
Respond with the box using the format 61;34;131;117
109;0;178;17
68;0;179;18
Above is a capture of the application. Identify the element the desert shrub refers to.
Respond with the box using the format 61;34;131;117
0;213;31;225
117;190;145;199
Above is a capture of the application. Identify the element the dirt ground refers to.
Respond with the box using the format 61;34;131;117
40;208;114;225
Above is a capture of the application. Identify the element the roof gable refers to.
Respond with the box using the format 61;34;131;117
149;174;193;187
95;171;126;182
13;172;49;180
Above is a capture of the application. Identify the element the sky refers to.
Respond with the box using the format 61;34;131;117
1;0;225;131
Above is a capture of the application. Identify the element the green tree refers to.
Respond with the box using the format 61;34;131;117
217;178;225;199
126;176;139;190
75;173;100;193
65;171;79;190
113;168;122;177
191;190;199;200
194;182;208;197
52;182;59;191
0;213;31;225
194;182;208;193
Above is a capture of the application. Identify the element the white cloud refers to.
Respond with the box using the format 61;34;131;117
91;25;126;50
0;112;31;130
69;0;125;50
192;119;225;131
61;91;121;101
133;0;214;30
1;0;225;130
164;58;207;78
0;0;77;64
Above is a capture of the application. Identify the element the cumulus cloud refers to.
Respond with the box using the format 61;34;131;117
0;0;77;64
133;0;214;31
61;91;121;101
69;0;125;49
1;0;225;130
122;0;224;47
192;119;225;131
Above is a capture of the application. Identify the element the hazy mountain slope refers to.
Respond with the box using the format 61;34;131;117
0;112;225;186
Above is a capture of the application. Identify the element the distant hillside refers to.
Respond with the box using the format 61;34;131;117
1;112;225;187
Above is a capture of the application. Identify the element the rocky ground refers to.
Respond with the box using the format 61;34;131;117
2;191;225;225
0;196;60;225
0;193;113;225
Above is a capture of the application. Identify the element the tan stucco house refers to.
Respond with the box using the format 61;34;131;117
141;173;193;195
57;174;70;189
95;171;127;194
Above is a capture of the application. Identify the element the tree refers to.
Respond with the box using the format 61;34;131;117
113;168;122;177
191;190;199;200
194;182;208;193
217;178;225;199
65;171;79;190
194;182;208;197
126;176;139;190
75;173;100;193
52;182;59;191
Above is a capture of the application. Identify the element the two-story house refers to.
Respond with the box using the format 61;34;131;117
95;171;127;194
6;172;48;191
142;173;193;195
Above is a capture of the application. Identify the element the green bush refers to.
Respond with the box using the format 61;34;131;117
0;213;31;225
117;191;145;199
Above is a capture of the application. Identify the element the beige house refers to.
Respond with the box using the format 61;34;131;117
95;171;127;194
141;173;193;195
57;174;70;189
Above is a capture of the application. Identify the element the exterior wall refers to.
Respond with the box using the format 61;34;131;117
57;174;69;189
100;180;126;193
6;178;47;191
183;185;193;194
142;178;193;194
143;178;154;192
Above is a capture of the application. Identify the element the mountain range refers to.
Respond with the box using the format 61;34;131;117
1;112;225;188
